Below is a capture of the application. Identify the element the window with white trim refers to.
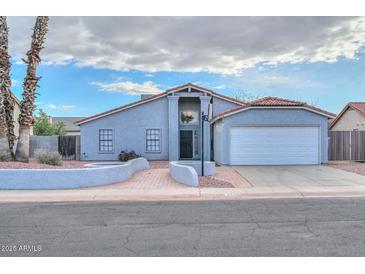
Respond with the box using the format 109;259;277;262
99;129;113;152
146;129;161;152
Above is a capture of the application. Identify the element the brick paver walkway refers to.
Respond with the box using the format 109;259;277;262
99;168;188;189
97;161;251;190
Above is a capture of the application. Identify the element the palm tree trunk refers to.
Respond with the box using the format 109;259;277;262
0;97;11;161
15;16;49;162
0;16;15;158
14;126;31;162
0;16;12;160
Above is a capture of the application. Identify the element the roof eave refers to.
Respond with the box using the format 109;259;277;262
76;83;245;125
329;103;365;129
328;104;350;130
75;92;168;125
212;105;336;124
166;83;245;106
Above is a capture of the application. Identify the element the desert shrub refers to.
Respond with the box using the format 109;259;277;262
118;150;141;162
0;151;11;161
34;149;63;166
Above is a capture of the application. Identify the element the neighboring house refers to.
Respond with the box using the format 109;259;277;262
50;117;83;135
76;83;335;165
329;102;365;131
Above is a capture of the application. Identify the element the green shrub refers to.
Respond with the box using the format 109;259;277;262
118;150;141;161
34;149;63;166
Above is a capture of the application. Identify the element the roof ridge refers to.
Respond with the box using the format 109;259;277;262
349;102;365;116
329;102;365;129
250;96;306;106
303;103;337;117
166;82;246;105
75;90;167;124
76;82;246;125
349;102;365;104
213;97;336;121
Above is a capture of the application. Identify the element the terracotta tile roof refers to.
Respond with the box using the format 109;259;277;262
350;102;365;116
303;104;336;118
329;102;365;129
250;96;305;106
213;96;336;121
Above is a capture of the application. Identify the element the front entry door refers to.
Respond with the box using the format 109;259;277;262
180;130;193;159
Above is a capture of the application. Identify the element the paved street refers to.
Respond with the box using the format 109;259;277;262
1;198;365;256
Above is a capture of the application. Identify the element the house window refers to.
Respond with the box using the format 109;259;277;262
146;129;161;152
99;129;113;152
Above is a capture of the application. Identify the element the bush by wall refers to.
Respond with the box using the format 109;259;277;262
34;149;63;166
118;150;141;161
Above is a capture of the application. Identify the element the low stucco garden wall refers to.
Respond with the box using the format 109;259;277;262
0;158;149;190
169;161;199;187
177;161;216;176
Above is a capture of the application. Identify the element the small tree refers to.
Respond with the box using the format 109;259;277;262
53;121;66;136
33;110;66;136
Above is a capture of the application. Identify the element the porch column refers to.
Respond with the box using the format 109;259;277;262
200;96;211;161
168;96;179;161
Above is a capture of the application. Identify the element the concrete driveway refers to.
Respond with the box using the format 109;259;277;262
233;165;365;187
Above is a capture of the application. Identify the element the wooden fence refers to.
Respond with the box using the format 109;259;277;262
30;135;80;160
58;135;80;160
329;131;365;161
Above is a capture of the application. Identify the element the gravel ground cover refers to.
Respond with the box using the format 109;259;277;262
0;160;86;169
330;161;365;176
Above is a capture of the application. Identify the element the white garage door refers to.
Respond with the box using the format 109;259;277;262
229;126;320;165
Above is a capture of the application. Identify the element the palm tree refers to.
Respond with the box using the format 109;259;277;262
0;99;11;161
15;16;49;162
0;97;11;161
0;17;16;158
0;17;12;161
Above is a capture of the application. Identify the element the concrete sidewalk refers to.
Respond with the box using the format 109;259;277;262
3;185;365;203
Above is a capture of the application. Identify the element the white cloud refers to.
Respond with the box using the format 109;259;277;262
48;104;76;111
7;17;365;74
144;74;154;77
90;80;163;95
11;79;20;87
212;85;226;89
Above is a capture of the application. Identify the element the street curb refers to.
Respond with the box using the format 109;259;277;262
2;186;365;203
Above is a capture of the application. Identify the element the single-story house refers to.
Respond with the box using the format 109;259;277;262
50;117;83;135
329;102;365;131
76;83;336;165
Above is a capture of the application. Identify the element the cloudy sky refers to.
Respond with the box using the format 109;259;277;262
7;16;365;116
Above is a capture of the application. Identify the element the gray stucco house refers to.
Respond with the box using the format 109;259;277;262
76;83;336;165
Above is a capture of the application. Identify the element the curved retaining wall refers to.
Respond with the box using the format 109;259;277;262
176;161;216;176
0;158;149;190
169;161;199;187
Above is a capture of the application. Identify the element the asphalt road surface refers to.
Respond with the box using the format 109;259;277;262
1;198;365;256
